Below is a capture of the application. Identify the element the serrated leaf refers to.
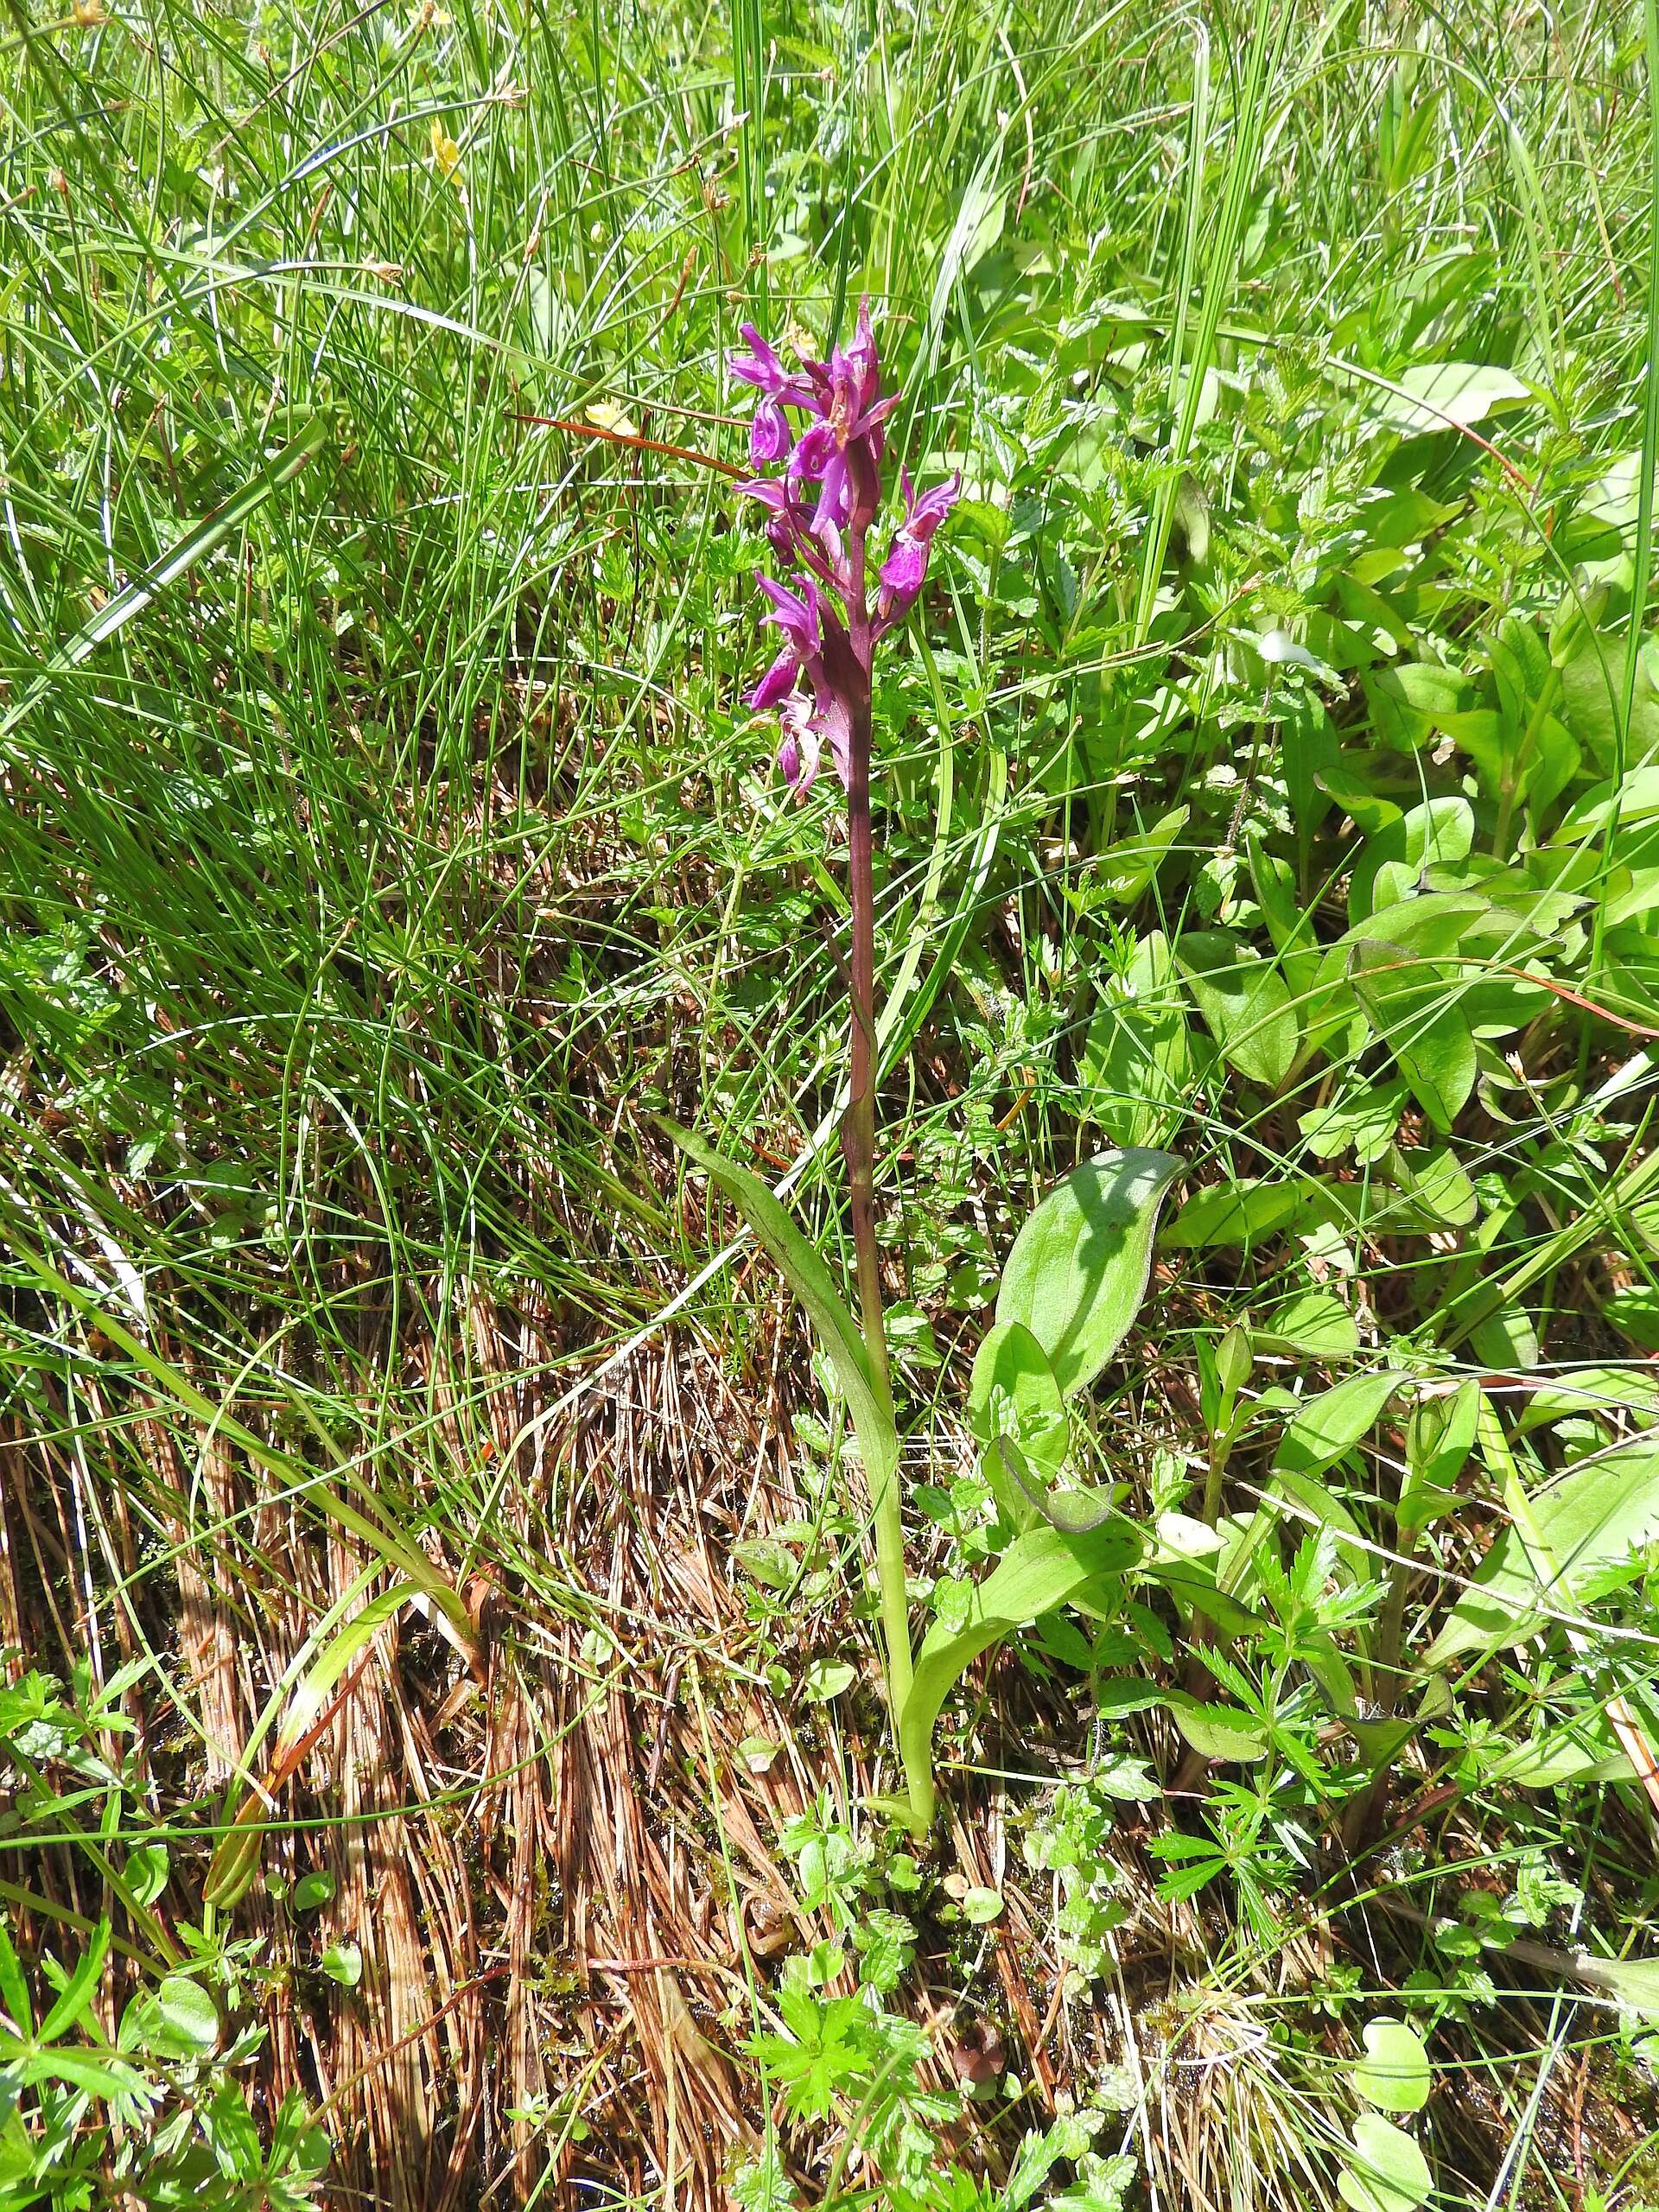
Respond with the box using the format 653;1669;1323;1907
995;1149;1183;1398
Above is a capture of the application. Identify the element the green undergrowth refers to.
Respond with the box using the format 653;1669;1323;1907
3;0;1659;2204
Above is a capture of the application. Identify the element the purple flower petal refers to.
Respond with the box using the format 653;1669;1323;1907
777;693;821;795
790;419;836;480
755;572;821;659
748;645;798;710
749;396;791;465
728;323;790;392
878;531;927;604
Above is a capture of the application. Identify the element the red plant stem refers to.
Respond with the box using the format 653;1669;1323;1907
839;510;918;1796
842;532;889;1414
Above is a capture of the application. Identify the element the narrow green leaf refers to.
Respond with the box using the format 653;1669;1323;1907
658;1118;898;1497
1275;1371;1410;1484
1;416;329;748
37;1921;110;2045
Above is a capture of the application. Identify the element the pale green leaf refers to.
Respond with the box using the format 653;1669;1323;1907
899;1524;1137;1800
995;1148;1184;1398
1177;931;1300;1089
1338;2114;1432;2212
1371;360;1530;437
1353;2018;1431;2113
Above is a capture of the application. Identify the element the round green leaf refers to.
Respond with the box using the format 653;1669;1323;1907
802;1660;856;1702
1354;2018;1431;2113
294;1870;336;1915
1338;2114;1431;2212
961;1886;1004;1925
320;1940;363;1988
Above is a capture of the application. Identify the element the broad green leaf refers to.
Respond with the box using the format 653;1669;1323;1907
1353;2019;1431;2113
1349;940;1476;1134
1254;1292;1359;1359
1177;931;1299;1089
1363;664;1472;759
1084;807;1189;906
1427;1439;1659;1668
1275;1370;1410;1484
1371;359;1530;437
157;1975;219;2055
1300;1082;1408;1165
993;1432;1126;1534
1468;1300;1540;1371
968;1322;1067;1482
1078;930;1191;1147
996;1148;1184;1398
899;1524;1137;1798
294;1870;335;1914
658;1115;899;1486
1377;1146;1478;1231
1338;2114;1432;2212
1586;1954;1659;2018
1162;1179;1309;1249
1163;1690;1268;1764
320;1941;364;1988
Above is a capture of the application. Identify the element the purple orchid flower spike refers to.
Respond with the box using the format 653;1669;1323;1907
727;299;956;801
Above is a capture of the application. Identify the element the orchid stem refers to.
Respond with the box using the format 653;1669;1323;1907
842;615;927;1834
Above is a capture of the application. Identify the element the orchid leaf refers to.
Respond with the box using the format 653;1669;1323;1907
898;1523;1138;1802
995;1148;1184;1397
658;1118;899;1500
1426;1437;1659;1669
992;1432;1124;1534
1274;1370;1411;1484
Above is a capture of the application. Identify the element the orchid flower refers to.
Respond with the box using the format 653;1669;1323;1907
726;300;957;799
